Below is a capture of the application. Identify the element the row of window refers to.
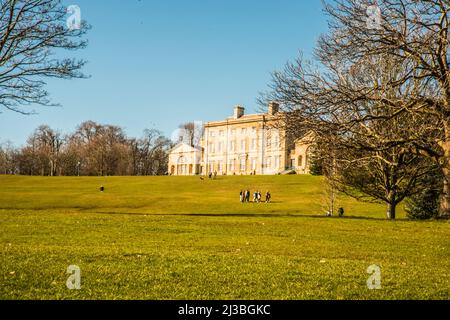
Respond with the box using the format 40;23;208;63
209;127;258;138
207;156;282;172
207;137;280;153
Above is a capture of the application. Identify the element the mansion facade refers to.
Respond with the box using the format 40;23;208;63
168;102;311;176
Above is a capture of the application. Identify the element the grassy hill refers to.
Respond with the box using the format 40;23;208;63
0;175;391;217
0;175;449;299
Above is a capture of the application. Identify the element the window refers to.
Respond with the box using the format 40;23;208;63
209;131;215;137
231;129;236;135
274;136;279;148
209;143;215;153
274;156;280;169
229;160;235;172
218;142;223;153
240;140;246;151
240;158;246;171
241;128;247;135
219;130;224;136
251;127;257;135
230;141;235;152
251;139;257;150
251;158;257;170
265;157;272;168
218;161;223;173
266;137;272;148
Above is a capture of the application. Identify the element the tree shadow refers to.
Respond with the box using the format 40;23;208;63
88;210;406;222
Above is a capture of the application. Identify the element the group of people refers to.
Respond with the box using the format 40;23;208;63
239;190;271;203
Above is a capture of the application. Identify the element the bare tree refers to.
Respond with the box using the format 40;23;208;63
138;129;171;175
261;0;450;217
318;0;450;216
0;140;17;174
0;0;89;114
178;122;204;147
22;125;63;175
262;48;436;219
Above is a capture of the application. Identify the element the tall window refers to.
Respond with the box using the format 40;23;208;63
251;138;256;150
274;156;280;169
229;160;235;172
251;158;257;171
218;161;222;173
265;157;272;168
240;158;246;171
230;141;235;152
274;135;279;148
241;128;247;135
209;161;215;172
241;139;246;151
218;142;223;153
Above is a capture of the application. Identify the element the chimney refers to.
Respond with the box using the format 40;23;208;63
268;101;279;115
233;105;245;119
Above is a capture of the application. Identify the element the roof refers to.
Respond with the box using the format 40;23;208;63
169;142;203;154
205;113;284;128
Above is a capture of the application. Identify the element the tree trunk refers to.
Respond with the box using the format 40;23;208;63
439;165;450;217
387;202;396;220
439;125;450;218
386;189;396;219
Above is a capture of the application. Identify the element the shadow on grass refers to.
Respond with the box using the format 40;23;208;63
86;210;413;222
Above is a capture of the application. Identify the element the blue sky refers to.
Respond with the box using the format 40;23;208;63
0;0;328;146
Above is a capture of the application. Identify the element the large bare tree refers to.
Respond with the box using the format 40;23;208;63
320;0;450;216
261;46;439;219
262;0;450;217
0;0;89;114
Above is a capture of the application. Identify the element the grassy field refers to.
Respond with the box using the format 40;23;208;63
0;175;449;300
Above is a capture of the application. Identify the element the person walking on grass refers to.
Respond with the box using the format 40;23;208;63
240;190;244;203
258;191;262;203
246;190;250;203
265;191;271;203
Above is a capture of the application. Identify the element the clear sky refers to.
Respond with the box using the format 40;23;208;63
0;0;328;146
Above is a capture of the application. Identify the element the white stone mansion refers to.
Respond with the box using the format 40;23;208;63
168;102;311;176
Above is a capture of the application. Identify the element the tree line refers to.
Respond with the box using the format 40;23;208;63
0;122;172;176
261;0;449;219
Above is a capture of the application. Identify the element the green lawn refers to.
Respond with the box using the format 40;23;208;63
0;175;449;299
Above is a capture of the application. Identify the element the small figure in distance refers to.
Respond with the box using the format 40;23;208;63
208;172;212;179
265;191;271;203
326;210;332;217
240;190;244;203
245;190;250;203
200;176;204;181
99;185;105;192
213;171;217;179
338;207;344;217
